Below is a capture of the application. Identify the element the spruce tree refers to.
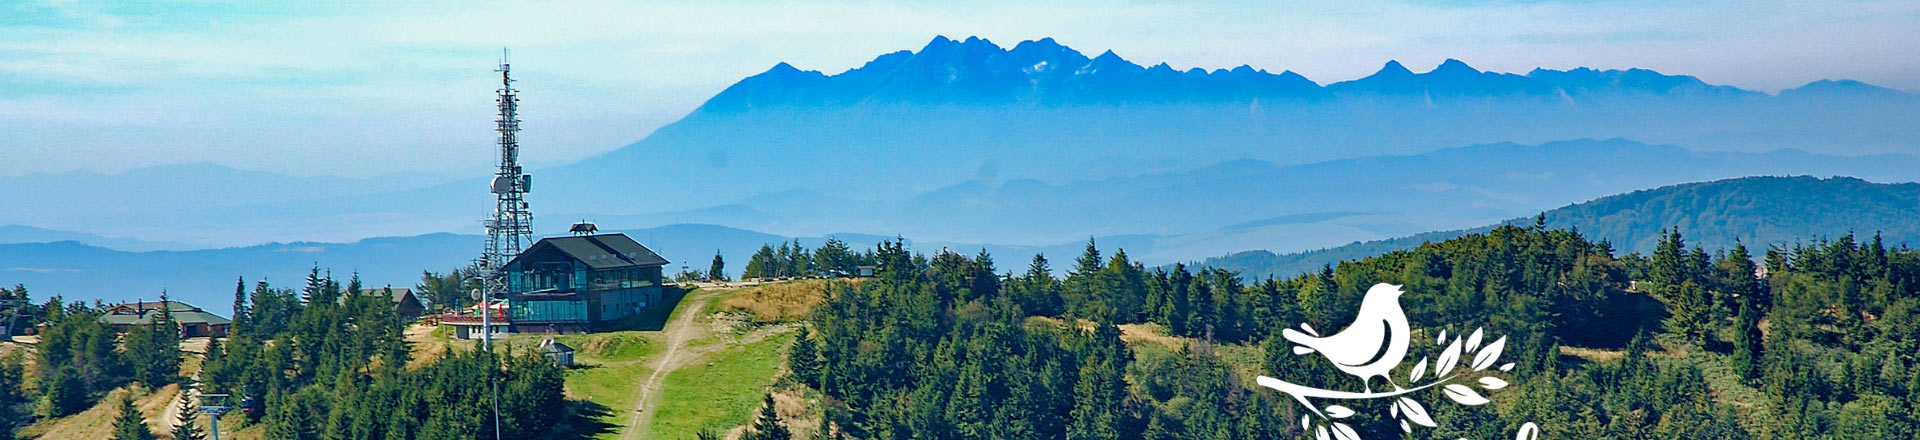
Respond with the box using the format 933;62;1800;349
1649;229;1688;295
263;390;317;440
1072;238;1102;277
1065;238;1105;319
1067;321;1127;440
710;250;728;282
971;248;999;299
745;394;791;440
124;304;181;386
1663;281;1712;345
789;330;822;387
0;355;21;440
230;277;249;335
1731;297;1764;382
170;392;206;440
1020;254;1063;316
775;242;793;278
788;239;811;277
146;291;181;386
45;366;89;417
110;392;155;440
746;245;777;280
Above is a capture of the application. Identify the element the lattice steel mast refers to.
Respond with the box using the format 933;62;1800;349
480;49;533;321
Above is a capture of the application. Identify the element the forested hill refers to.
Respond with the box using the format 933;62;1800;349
1202;176;1920;279
790;222;1920;438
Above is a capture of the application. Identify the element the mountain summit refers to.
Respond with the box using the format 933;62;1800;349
702;36;1339;110
699;36;1904;113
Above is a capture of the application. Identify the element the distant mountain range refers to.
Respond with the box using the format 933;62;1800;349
14;175;1916;314
570;138;1920;260
1198;176;1920;279
7;36;1916;249
0;225;194;252
700;36;1811;108
6;36;1920;307
0;163;461;246
551;36;1918;209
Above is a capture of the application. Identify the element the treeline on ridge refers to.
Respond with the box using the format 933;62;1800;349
771;218;1920;439
0;269;586;440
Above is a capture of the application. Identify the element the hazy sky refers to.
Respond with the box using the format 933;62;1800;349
4;0;1917;177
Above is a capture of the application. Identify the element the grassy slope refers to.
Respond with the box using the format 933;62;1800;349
10;281;819;439
630;280;821;439
555;331;664;410
720;279;845;324
19;384;181;440
646;332;796;439
5;337;230;440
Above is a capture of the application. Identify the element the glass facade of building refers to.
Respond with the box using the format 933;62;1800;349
510;298;587;322
501;234;668;326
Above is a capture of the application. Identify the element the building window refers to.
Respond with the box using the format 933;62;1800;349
590;267;659;290
527;262;572;291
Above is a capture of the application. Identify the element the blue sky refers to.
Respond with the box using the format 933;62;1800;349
3;0;1916;177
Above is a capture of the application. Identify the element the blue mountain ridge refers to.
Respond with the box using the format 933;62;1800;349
7;37;1920;306
1196;176;1920;280
699;35;1884;111
561;36;1919;215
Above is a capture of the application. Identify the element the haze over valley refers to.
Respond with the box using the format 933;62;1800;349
6;36;1920;311
10;2;1920;438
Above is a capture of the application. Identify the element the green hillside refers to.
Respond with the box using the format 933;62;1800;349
781;224;1920;438
1203;176;1920;279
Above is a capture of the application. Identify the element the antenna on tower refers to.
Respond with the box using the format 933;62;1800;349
477;46;534;342
473;47;524;440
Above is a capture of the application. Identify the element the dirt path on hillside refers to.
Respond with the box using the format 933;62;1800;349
159;338;214;435
155;386;185;434
619;289;720;440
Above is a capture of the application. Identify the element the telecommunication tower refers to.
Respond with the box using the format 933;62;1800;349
481;49;534;306
475;49;532;356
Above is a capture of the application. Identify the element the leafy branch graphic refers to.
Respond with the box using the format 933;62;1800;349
1257;327;1525;440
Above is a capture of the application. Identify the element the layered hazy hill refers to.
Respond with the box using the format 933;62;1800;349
613;139;1920;257
6;36;1920;307
12;174;1920;314
0;225;874;315
5;36;1916;249
1200;176;1920;279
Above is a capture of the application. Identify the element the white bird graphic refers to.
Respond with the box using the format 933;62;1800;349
1282;283;1411;392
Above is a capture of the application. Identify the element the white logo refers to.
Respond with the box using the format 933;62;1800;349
1257;284;1542;440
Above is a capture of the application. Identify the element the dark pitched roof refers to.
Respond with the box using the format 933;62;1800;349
100;300;231;326
105;300;198;314
512;233;669;269
335;287;421;308
380;287;420;305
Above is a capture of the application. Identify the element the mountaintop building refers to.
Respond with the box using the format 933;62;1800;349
100;300;231;338
441;233;669;338
354;286;426;319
